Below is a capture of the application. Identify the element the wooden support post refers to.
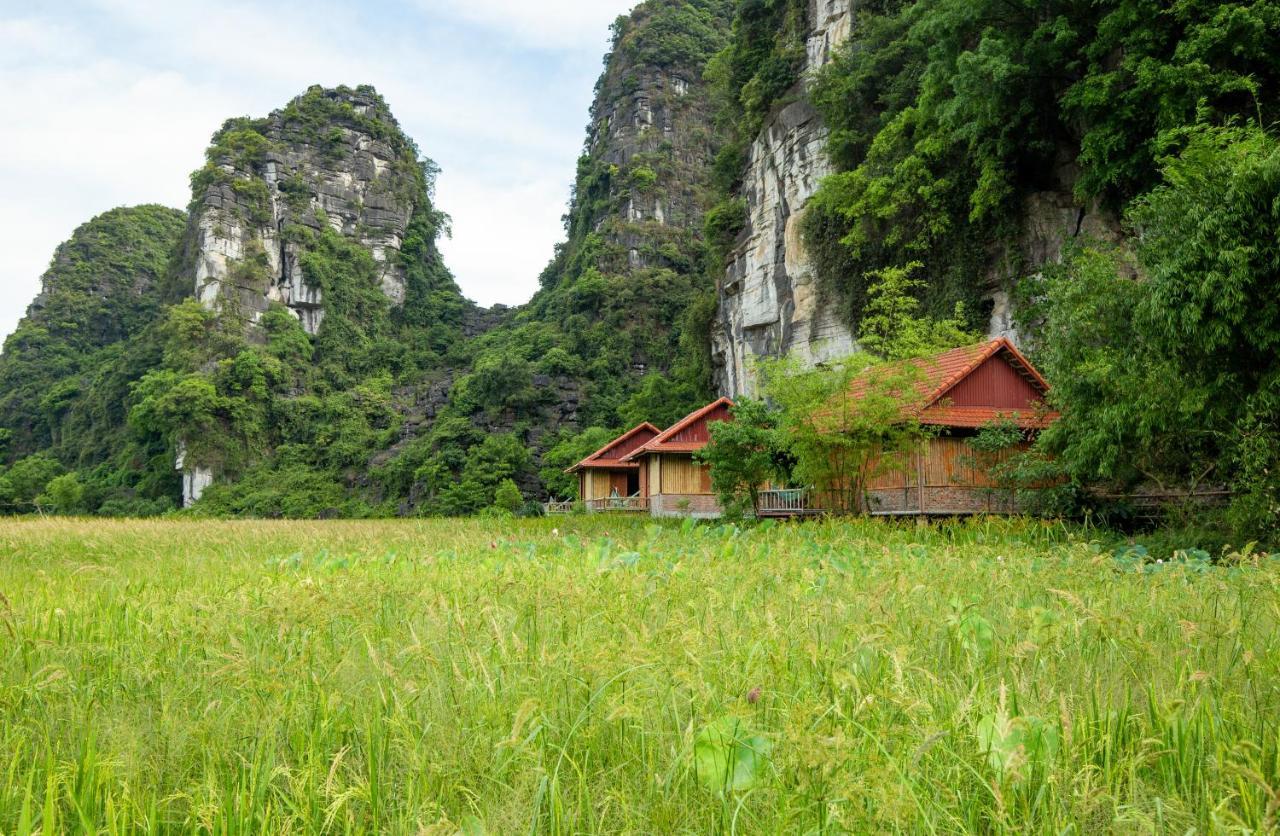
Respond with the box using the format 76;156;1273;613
917;444;927;516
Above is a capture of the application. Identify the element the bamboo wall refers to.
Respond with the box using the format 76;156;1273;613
862;436;1033;515
866;437;1028;490
654;454;713;496
581;470;633;501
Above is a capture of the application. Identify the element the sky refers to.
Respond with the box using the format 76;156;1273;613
0;0;640;343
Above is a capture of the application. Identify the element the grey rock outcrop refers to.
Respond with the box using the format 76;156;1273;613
711;1;1122;396
578;60;720;278
189;86;421;336
713;0;855;397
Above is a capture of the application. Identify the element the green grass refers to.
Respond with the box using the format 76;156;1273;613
0;516;1276;833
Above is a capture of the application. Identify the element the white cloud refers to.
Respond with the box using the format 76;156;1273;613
0;0;627;342
415;0;636;52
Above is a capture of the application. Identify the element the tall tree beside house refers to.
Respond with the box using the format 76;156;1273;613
696;399;785;518
758;355;932;515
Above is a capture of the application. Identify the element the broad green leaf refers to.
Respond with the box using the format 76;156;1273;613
977;710;1060;783
694;716;771;793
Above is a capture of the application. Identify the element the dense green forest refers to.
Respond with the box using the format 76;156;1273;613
0;2;734;518
0;0;1277;538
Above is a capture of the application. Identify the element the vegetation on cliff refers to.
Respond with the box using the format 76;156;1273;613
388;0;735;512
803;0;1280;329
147;151;472;518
0;88;476;517
2;2;1277;532
0;206;186;514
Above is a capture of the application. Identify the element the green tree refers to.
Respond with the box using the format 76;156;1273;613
0;454;64;513
1028;125;1280;542
37;473;85;515
695;399;784;518
858;262;975;360
492;479;523;515
760;356;929;515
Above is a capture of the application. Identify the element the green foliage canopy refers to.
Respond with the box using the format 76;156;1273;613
1028;125;1280;542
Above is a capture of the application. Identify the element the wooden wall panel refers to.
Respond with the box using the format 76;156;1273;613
864;438;1032;491
658;455;713;495
867;449;915;490
584;470;638;500
669;403;732;444
600;428;657;461
585;471;609;501
610;472;631;496
946;356;1042;409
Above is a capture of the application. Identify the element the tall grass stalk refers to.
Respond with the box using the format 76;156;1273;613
0;517;1275;832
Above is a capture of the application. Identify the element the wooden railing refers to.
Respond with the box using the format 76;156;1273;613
585;495;650;513
757;489;811;516
545;496;652;514
757;489;858;517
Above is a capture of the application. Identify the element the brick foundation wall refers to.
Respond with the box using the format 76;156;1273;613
650;493;723;519
867;486;1022;515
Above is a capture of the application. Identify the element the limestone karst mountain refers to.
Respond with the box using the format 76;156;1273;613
0;206;186;493
1;0;1273;517
183;86;433;336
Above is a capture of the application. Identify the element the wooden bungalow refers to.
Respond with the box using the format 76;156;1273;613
623;398;734;519
861;338;1057;515
564;422;660;512
758;339;1058;517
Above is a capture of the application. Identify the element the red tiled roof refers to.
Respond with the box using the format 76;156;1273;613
920;406;1059;430
845;339;1057;430
624;397;734;460
566;422;661;473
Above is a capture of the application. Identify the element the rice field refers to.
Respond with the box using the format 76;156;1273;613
0;516;1277;833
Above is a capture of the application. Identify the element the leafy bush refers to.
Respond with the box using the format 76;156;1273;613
492;479;523;514
1028;125;1280;546
37;473;85;515
0;454;64;513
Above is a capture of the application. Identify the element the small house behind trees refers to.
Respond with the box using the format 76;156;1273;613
855;338;1058;515
565;422;660;512
623;398;734;518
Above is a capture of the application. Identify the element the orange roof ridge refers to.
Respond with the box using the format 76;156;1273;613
566;421;663;473
624;397;734;460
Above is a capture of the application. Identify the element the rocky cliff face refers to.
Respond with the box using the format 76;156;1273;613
554;2;728;288
712;0;855;396
588;66;712;271
504;0;730;431
187;86;422;335
711;0;1122;396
